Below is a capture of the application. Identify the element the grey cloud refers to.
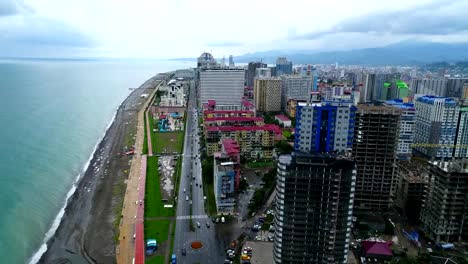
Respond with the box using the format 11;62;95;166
296;0;468;39
207;41;243;47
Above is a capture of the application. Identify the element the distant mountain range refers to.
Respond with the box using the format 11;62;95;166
174;41;468;66
234;42;468;66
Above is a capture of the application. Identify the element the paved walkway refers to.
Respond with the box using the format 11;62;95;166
117;81;161;264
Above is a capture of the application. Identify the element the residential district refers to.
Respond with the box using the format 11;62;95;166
124;53;468;264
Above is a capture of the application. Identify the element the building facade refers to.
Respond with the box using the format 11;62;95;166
276;57;293;76
455;106;468;158
246;61;267;88
413;96;459;159
199;68;245;107
420;160;468;243
254;77;282;112
446;78;468;98
273;152;356;264
294;100;356;153
352;105;401;211
410;78;447;97
213;139;240;213
205;124;281;158
385;100;416;160
281;75;313;110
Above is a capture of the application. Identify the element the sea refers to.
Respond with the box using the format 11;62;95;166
0;59;192;264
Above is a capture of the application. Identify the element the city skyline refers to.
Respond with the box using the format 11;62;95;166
1;0;468;58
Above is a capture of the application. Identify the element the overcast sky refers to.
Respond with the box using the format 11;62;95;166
1;0;468;58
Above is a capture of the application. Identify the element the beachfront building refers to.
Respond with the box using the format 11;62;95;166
205;124;281;159
213;139;240;214
199;67;245;108
413;96;459;159
385;99;416;160
254;77;282;113
203;110;255;119
204;116;264;130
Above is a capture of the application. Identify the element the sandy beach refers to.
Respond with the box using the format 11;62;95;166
39;75;163;264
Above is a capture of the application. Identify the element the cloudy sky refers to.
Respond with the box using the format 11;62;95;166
1;0;467;58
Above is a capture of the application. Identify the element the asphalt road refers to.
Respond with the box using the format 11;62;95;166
173;80;226;264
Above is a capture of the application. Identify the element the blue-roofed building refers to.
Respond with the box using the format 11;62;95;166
294;98;356;153
414;95;460;159
385;99;416;160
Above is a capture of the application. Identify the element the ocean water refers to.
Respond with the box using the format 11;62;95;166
0;59;192;264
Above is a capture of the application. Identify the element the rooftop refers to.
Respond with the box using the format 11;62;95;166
204;117;263;122
385;99;415;110
222;139;240;155
362;241;393;256
207;124;282;135
275;114;290;122
416;95;457;105
204;110;255;115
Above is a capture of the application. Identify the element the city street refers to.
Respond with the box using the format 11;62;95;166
173;80;226;263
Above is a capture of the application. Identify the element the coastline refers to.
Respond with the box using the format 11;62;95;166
36;75;163;264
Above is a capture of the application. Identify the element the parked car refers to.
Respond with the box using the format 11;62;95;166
181;248;186;256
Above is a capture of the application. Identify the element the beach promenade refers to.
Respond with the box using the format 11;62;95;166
117;79;160;264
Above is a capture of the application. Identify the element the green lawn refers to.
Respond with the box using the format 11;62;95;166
245;161;273;169
145;255;165;264
148;115;184;154
205;182;217;216
145;156;175;217
143;115;148;154
144;219;170;242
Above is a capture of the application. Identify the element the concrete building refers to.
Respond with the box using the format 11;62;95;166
254;77;282;112
205;124;281;159
199;67;245;107
294;99;356;154
352;105;401;211
455;106;468;158
385;100;416;160
276;57;292;76
275;114;291;127
213;139;240;213
203;109;255;119
396;161;429;223
273;152;356;264
281;75;313;110
255;67;271;78
197;52;217;68
229;55;235;67
413;96;459;159
204;116;264;130
446;78;468;98
410;78;447;97
246;62;267;88
362;73;401;102
420;160;468;243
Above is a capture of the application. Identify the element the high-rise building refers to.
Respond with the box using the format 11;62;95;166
255;67;271;78
455;106;468;158
410;78;447;97
352;105;401;210
294;99;356;153
362;73;401;102
199;68;245;107
246;62;267;87
385;100;416;160
228;55;235;67
254;77;282;112
420;160;468;243
446;78;468;98
413;96;459;159
197;52;217;68
273;152;356;264
281;75;313;110
276;57;293;76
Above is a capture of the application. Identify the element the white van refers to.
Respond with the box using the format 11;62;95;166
186;196;189;201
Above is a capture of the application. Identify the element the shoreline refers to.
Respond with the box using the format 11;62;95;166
36;75;164;264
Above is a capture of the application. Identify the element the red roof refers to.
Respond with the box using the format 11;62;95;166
207;124;281;135
208;100;216;107
362;241;393;256
275;114;290;122
159;114;167;119
242;100;254;108
204;110;255;115
222;139;240;155
204;116;263;122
